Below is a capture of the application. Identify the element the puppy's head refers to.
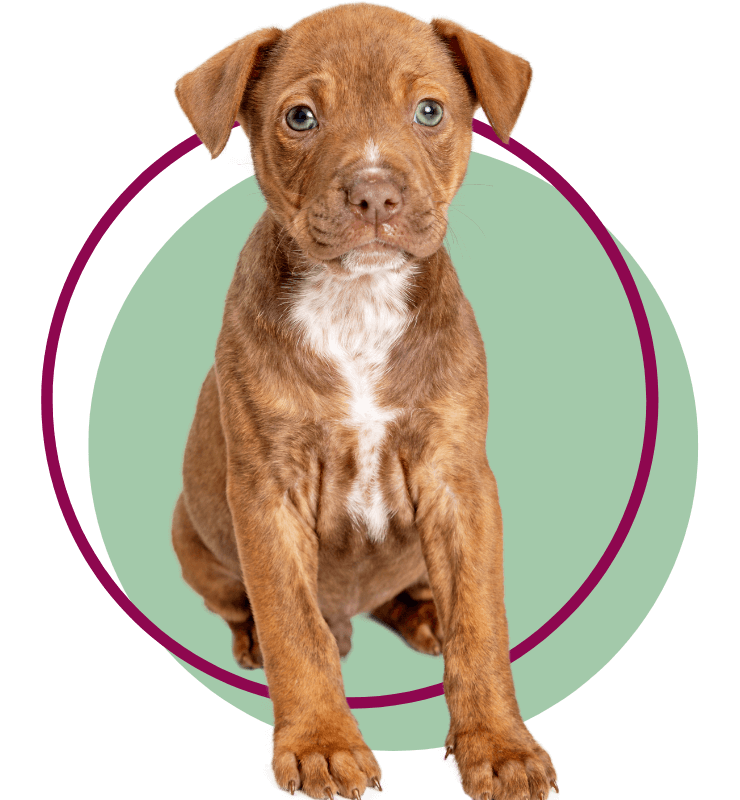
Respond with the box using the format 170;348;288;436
176;4;531;269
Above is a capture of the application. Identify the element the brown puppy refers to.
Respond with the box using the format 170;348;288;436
172;4;556;799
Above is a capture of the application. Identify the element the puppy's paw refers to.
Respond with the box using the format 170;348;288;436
273;718;381;798
371;593;443;656
447;727;557;800
400;597;443;655
228;617;263;669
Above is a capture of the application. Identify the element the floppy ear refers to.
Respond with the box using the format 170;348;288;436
175;27;282;158
431;19;531;144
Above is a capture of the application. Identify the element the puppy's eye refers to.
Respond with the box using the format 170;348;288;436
414;99;443;127
286;106;318;131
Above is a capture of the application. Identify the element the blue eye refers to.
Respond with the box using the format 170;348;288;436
414;99;443;127
286;106;318;131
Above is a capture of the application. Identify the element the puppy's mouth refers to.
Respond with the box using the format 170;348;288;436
337;238;410;274
352;238;403;255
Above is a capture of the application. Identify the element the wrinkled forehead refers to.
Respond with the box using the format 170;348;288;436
265;8;460;110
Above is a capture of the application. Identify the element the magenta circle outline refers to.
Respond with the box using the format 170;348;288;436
41;120;658;710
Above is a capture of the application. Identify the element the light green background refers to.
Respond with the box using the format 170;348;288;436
90;152;697;750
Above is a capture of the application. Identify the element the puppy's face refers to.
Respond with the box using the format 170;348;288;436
242;5;475;266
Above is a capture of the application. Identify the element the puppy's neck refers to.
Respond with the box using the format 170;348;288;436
264;211;417;350
289;254;415;361
238;212;454;342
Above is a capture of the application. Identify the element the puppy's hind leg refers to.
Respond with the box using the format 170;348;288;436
172;493;263;669
371;581;443;656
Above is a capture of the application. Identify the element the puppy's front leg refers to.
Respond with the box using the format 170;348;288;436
225;473;380;799
413;458;557;800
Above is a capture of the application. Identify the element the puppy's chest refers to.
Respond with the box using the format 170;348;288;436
290;265;413;541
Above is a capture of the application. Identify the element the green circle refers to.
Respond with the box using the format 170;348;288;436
89;151;697;750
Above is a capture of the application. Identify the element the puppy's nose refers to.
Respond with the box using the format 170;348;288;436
348;178;403;224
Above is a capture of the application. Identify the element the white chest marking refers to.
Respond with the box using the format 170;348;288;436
290;254;413;540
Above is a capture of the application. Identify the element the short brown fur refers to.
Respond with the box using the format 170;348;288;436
172;5;555;799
